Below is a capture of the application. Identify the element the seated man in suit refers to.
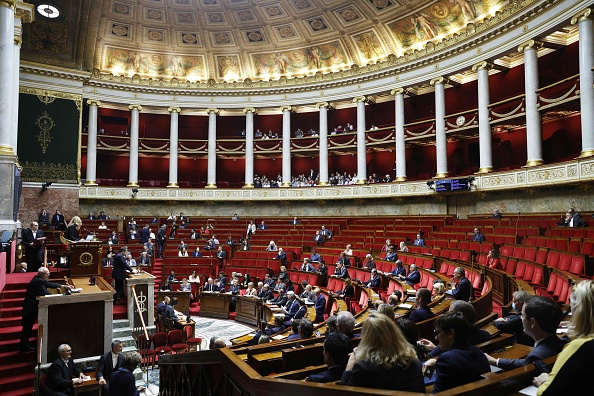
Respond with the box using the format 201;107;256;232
413;233;425;246
306;331;351;383
409;288;435;323
398;264;420;287
365;269;381;289
332;262;350;279
390;260;407;278
273;248;287;266
385;247;398;262
257;283;274;301
269;288;288;307
156;296;169;318
313;230;325;244
45;344;86;396
300;258;316;272
492;208;502;219
450;267;471;301
472;227;486;242
165;297;182;329
97;340;124;393
310;248;322;263
494;290;534;346
485;296;566;370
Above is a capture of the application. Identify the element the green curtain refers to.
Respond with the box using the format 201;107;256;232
17;88;81;183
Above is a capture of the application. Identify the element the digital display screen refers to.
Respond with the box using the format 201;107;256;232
435;178;471;192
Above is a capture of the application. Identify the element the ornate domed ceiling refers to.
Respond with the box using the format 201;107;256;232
21;0;509;83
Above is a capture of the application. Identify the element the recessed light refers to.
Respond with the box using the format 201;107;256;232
37;4;60;19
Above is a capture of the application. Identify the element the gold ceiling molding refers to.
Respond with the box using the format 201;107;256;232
82;0;555;92
19;86;82;105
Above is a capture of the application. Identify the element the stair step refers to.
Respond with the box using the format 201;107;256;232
1;387;36;396
0;330;37;351
0;372;34;392
0;361;36;376
0;306;24;318
0;297;25;308
0;350;37;365
113;319;130;329
0;315;23;328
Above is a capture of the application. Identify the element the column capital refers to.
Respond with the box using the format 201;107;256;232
0;1;16;10
518;39;543;53
206;108;219;115
168;106;181;114
471;61;494;72
390;88;405;96
430;76;449;86
14;37;21;46
87;99;102;107
15;1;35;23
279;105;293;113
352;96;368;103
243;107;257;114
316;102;333;109
129;104;142;111
571;7;592;25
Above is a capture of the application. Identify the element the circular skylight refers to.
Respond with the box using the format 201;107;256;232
37;4;60;19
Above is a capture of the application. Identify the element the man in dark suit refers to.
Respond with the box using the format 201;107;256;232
156;296;169;317
97;340;123;393
156;224;167;258
137;252;151;266
409;288;435;323
451;267;471;301
140;225;150;244
492;208;502;219
113;247;136;304
390;260;407;278
52;210;67;230
300;258;315;272
313;288;326;323
306;331;350;383
365;269;381;289
332;262;350;279
270;289;288;307
258;221;268;230
485;296;566;370
399;264;420;287
109;351;143;396
290;216;300;225
97;211;108;220
165;297;181;328
257;284;273;301
19;267;64;352
274;248;287;266
216;245;226;265
22;221;44;273
45;344;86;395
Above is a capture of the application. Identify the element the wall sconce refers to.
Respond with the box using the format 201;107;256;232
41;182;52;191
426;180;435;190
131;188;139;197
467;176;476;189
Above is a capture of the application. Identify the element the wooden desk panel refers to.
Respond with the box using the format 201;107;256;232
157;291;191;315
235;296;262;326
199;292;231;319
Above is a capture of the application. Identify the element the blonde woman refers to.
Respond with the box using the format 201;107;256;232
65;216;83;241
399;241;408;252
339;313;424;391
534;280;594;395
433;282;446;300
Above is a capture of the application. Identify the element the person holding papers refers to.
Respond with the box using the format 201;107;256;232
65;216;83;241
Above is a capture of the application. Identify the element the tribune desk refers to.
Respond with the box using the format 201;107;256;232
199;291;232;319
38;277;114;364
126;272;156;332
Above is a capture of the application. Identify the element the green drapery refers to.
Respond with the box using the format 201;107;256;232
17;88;81;183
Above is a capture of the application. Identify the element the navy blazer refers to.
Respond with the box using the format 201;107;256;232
334;267;350;279
452;277;472;301
109;368;139;396
300;263;315;272
97;351;123;382
385;252;398;261
404;270;421;286
314;295;326;317
498;335;566;370
112;253;133;280
307;365;347;383
409;306;435;323
433;344;490;393
275;251;287;264
366;275;381;288
165;304;178;323
391;266;407;278
45;357;81;393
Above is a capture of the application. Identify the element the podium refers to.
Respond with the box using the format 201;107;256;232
199;292;231;319
68;241;102;277
37;276;114;364
235;296;271;326
126;272;156;332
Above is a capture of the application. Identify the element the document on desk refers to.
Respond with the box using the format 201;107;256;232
398;303;413;309
518;385;538;396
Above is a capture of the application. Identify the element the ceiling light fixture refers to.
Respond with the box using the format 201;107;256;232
37;4;60;19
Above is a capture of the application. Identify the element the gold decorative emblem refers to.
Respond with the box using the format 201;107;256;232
456;116;466;127
35;111;55;153
79;252;93;266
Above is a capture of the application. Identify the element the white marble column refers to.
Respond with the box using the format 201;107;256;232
572;8;594;158
353;96;367;184
206;108;219;188
317;102;330;185
167;107;181;188
0;2;15;156
391;88;407;181
430;77;449;178
85;100;101;185
243;108;256;188
473;61;494;173
519;40;544;167
127;105;142;187
280;106;292;187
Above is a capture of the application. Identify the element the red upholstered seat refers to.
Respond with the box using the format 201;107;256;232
136;334;156;368
168;329;188;353
153;331;172;355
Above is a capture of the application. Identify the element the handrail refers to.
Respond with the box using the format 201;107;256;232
535;73;579;92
